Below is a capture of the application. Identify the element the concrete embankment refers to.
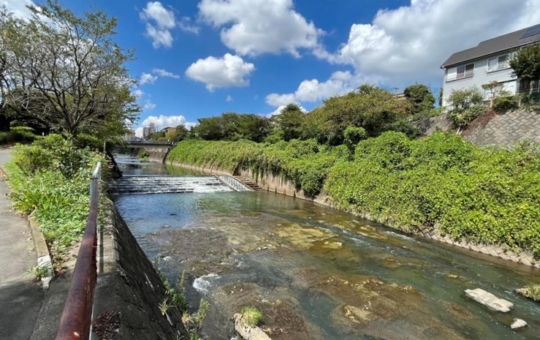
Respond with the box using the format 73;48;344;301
93;201;189;339
167;160;539;269
147;148;170;163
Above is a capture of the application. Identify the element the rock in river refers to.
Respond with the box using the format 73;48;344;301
464;288;513;312
510;318;527;330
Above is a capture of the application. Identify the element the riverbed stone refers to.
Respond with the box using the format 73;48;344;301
464;288;513;312
234;313;272;340
510;318;527;330
519;257;532;266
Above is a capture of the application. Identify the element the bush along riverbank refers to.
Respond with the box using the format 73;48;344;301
167;132;540;263
4;135;107;266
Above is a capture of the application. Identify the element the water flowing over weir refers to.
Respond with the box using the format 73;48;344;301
113;156;540;340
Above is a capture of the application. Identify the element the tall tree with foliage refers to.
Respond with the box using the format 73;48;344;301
195;113;270;142
510;45;540;94
306;85;409;144
270;103;305;141
0;0;139;137
403;84;435;114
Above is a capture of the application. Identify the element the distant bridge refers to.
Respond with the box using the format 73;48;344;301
124;140;176;149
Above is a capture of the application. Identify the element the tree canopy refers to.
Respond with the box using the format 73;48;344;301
510;45;540;94
0;0;139;138
270;103;305;141
403;84;436;114
194;112;270;142
305;85;410;144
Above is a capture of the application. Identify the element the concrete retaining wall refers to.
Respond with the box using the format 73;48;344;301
93;201;189;339
462;109;540;147
146;148;170;163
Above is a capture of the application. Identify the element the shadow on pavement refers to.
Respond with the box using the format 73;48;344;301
0;279;43;340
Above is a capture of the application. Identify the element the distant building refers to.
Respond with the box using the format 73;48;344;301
143;123;156;139
441;23;540;107
161;126;177;135
123;129;136;141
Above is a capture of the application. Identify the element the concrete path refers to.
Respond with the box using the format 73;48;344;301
0;148;44;340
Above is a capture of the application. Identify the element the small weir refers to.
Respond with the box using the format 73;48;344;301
110;175;251;194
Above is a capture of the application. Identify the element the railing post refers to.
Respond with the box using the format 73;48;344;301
56;162;101;340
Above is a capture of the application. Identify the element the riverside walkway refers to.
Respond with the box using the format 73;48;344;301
0;148;43;339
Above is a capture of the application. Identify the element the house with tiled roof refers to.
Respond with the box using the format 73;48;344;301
440;24;540;107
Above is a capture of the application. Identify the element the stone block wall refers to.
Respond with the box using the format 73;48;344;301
93;202;189;339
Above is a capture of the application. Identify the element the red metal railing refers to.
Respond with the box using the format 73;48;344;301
56;162;101;340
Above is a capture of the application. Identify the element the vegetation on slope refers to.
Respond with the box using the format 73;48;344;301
4;135;107;263
169;132;540;259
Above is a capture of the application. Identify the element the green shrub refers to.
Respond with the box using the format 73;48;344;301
516;284;540;302
520;92;540;111
138;148;150;161
493;96;518;112
447;105;486;128
241;306;263;326
5;135;106;259
326;131;540;258
0;127;37;145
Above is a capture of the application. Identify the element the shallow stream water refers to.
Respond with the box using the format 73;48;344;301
114;157;540;340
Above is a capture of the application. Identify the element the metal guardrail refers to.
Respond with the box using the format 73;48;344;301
56;162;101;340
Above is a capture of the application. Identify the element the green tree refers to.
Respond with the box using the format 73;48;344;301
306;85;408;144
172;125;189;142
194;113;270;142
194;116;225;140
403;84;436;114
271;103;305;141
510;45;540;94
0;1;139;137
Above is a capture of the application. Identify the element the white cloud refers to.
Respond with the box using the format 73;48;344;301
198;0;323;57
153;68;180;79
185;53;255;91
144;24;174;48
132;88;144;98
226;95;233;102
140;2;199;48
135;115;197;137
140;72;158;85
320;0;540;86
140;1;176;48
142;100;156;111
1;0;33;19
266;71;370;107
178;17;199;34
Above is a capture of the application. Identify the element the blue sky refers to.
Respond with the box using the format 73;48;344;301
4;0;540;135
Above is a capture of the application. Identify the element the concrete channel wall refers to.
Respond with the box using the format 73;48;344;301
93;200;190;339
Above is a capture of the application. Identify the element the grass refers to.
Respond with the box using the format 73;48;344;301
4;135;106;266
30;265;50;281
241;306;263;327
516;284;540;302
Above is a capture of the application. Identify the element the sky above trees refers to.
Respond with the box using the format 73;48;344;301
3;0;540;136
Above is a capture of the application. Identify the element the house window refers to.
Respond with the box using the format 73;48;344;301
456;63;474;79
487;54;510;72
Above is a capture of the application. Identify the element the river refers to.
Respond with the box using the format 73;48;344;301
113;156;540;340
